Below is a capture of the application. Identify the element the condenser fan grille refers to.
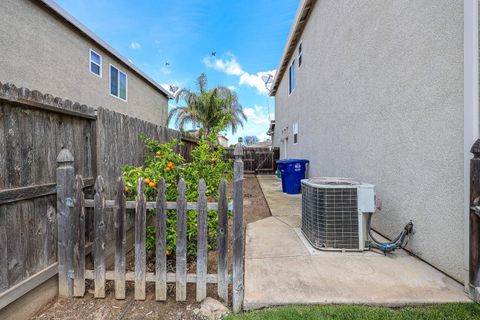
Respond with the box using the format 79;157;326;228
301;182;359;250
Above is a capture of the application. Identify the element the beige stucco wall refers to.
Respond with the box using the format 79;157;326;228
0;0;168;125
273;0;464;281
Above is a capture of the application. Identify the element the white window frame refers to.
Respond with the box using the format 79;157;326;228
89;49;102;77
298;41;303;68
288;59;295;95
292;122;298;145
109;64;128;102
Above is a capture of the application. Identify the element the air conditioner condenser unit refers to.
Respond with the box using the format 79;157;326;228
301;177;376;251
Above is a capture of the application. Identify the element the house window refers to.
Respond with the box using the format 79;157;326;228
110;65;127;101
298;42;303;68
289;60;295;95
293;122;298;144
90;49;102;76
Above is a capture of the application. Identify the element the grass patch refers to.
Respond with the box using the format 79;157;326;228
226;304;480;320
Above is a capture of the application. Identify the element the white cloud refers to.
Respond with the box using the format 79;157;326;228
227;85;237;91
203;53;243;76
243;105;273;125
203;54;276;95
130;41;142;50
257;133;270;141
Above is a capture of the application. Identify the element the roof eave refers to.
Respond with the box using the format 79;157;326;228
39;0;173;99
270;0;316;96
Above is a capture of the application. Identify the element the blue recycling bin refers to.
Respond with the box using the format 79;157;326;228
276;159;309;194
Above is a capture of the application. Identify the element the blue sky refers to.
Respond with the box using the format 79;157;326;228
56;0;299;143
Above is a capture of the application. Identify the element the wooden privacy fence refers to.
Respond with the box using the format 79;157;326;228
0;82;199;308
56;144;245;312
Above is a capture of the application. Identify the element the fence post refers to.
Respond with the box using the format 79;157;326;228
232;142;244;313
56;148;75;297
470;139;480;300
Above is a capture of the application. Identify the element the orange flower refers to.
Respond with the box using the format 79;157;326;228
166;162;174;171
124;187;129;193
149;181;156;188
144;178;151;184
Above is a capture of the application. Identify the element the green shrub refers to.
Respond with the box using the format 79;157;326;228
122;129;232;257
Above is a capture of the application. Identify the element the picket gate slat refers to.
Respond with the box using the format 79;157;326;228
155;178;167;301
94;176;106;298
114;177;127;299
196;179;208;301
233;143;245;313
73;175;85;297
135;178;146;300
217;179;228;303
176;179;187;301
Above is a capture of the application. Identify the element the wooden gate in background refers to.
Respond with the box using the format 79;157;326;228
226;147;279;175
56;144;245;312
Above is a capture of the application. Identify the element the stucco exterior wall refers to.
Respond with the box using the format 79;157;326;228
273;0;464;281
0;0;168;125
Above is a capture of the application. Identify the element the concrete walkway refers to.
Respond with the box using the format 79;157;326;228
244;175;471;310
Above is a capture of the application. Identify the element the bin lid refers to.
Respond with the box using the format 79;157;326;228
276;159;309;164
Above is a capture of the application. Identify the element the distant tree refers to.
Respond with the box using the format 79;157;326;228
244;136;259;146
168;73;247;136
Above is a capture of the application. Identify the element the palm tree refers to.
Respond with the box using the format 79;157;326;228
168;73;247;136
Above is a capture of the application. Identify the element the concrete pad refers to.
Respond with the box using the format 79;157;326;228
276;215;302;228
244;175;471;310
257;175;301;217
244;254;470;309
246;217;309;259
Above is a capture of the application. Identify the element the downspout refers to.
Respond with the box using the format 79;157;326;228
464;0;479;293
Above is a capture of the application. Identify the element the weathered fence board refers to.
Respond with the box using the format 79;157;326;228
196;179;208;301
135;179;147;300
73;175;85;297
56;149;74;297
46;195;57;265
0;206;7;292
33;198;48;273
114;178;127;300
82;199;221;210
155;179;167;301
176;179;187;301
217;179;228;303
84;270;232;284
94;176;106;298
233;143;245;313
0;178;94;205
0;102;5;190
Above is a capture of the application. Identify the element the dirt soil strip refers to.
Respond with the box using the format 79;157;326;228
32;175;271;320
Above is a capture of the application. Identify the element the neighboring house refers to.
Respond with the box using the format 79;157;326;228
0;0;171;125
217;134;229;148
247;141;272;148
272;0;479;290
